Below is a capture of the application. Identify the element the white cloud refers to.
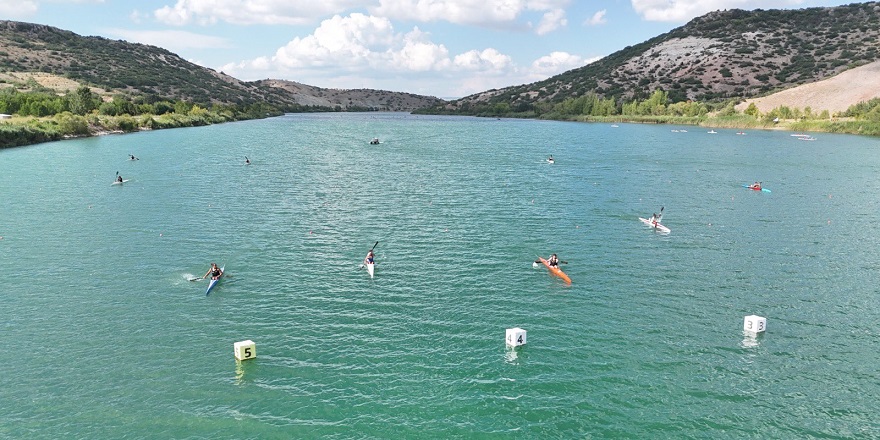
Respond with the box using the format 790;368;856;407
0;0;38;18
533;8;567;35
270;14;395;69
585;9;606;26
630;0;806;22
154;0;364;26
104;28;233;50
372;0;571;31
390;27;452;71
453;48;512;71
225;13;484;75
530;51;588;76
214;9;598;98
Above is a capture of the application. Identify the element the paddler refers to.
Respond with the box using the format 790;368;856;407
650;206;664;226
364;249;375;265
116;174;123;183
203;262;222;280
547;254;559;268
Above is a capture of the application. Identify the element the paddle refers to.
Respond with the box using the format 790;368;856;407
534;257;568;264
360;241;379;268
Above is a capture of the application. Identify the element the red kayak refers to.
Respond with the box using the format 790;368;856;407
538;257;571;284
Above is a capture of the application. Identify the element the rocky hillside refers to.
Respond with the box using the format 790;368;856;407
257;79;444;111
434;2;880;113
0;20;442;111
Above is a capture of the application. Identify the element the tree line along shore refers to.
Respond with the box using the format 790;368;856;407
416;90;880;137
0;85;283;149
4;86;880;149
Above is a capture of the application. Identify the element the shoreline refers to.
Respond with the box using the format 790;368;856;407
0;110;281;150
3;111;878;151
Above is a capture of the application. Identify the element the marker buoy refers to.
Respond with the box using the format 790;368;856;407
505;328;527;347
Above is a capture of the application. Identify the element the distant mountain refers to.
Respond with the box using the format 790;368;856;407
428;2;880;114
255;79;445;111
0;20;442;111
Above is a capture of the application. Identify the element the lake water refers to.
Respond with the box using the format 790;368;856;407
2;113;879;438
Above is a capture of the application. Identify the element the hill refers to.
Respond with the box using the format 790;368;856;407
429;2;880;115
255;79;444;111
0;20;442;111
736;59;880;113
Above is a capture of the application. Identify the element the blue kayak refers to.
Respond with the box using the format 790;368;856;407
205;265;224;296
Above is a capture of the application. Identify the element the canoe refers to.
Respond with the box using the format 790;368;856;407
639;217;671;233
205;265;224;296
538;257;571;284
742;184;771;193
366;261;375;278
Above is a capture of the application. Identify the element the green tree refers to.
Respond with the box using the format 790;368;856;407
67;85;98;115
54;111;90;135
744;103;760;117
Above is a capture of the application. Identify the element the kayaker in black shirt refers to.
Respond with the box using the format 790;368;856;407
203;263;222;280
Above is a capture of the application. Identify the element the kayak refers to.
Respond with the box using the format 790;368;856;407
742;184;771;193
639;217;671;233
111;179;130;186
366;261;375;278
205;265;224;296
547;158;555;164
538;257;571;284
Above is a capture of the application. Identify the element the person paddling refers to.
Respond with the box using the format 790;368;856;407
129;154;138;160
245;156;251;165
364;249;375;265
116;174;123;183
650;207;664;226
203;262;222;280
547;253;560;268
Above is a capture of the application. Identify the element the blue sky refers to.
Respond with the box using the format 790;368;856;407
0;0;854;98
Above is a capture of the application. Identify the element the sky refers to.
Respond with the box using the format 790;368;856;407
0;0;856;99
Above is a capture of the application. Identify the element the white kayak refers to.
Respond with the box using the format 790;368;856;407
111;179;130;186
366;262;375;278
639;217;670;233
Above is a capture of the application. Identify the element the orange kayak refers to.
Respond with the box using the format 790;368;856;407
538;257;571;284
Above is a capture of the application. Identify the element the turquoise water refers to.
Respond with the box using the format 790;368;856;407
2;114;879;438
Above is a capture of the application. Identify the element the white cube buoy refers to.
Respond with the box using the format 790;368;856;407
506;327;527;347
743;315;766;334
234;340;256;360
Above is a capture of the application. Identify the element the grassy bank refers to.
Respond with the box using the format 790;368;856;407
558;114;880;136
0;109;282;149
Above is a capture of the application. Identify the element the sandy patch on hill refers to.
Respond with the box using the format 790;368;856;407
737;60;880;114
